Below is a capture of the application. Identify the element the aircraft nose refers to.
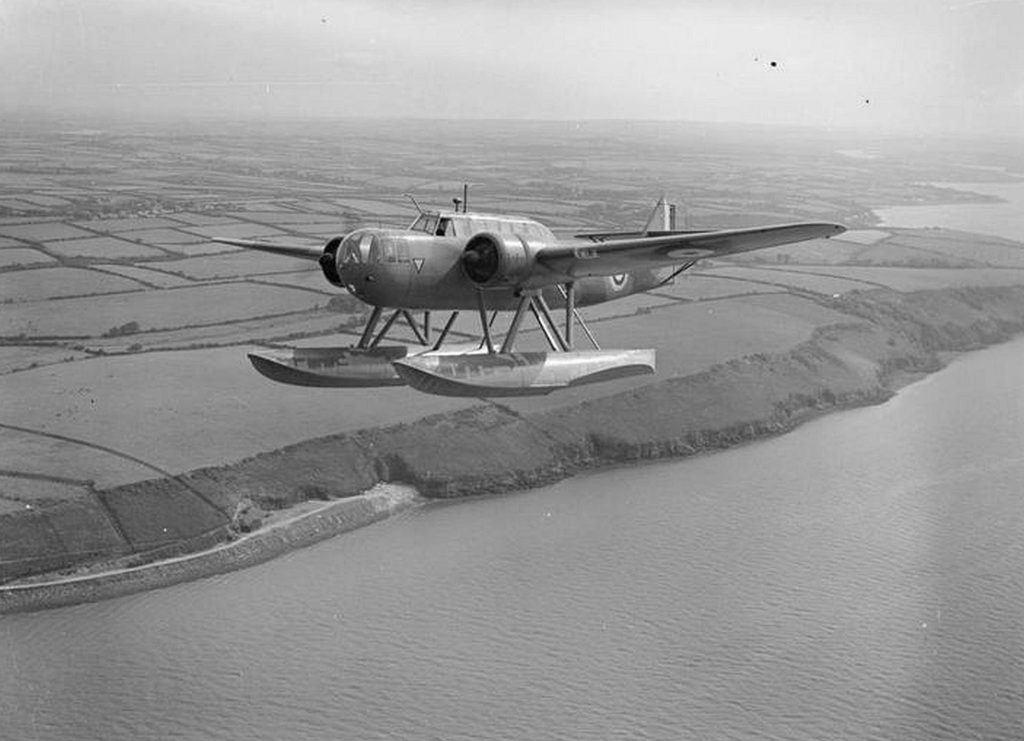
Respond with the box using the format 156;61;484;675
337;261;362;294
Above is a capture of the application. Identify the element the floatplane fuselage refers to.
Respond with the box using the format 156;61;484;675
218;197;844;396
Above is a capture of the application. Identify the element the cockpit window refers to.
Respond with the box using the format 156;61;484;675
410;213;442;235
368;235;382;264
437;218;455;236
358;232;375;263
341;232;361;263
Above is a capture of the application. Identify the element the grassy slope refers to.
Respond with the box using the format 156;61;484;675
4;283;1024;583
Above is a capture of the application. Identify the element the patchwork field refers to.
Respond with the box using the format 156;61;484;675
0;346;92;374
0;347;472;484
0;283;324;338
89;264;198;288
166;252;318;280
0;223;95;242
0;249;58;269
706;265;887;294
44;236;169;261
777;266;1024;292
0;267;144;301
2;119;1024;584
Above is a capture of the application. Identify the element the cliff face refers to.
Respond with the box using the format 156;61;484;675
4;285;1024;583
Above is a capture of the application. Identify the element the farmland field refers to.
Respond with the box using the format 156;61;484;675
0;427;161;489
1;118;1022;506
0;267;144;301
0;283;324;337
0;248;58;269
116;228;207;245
0;346;473;484
74;216;183;232
44;236;168;261
707;265;886;294
165;252;317;280
776;265;1024;292
655;273;787;301
89;264;198;288
0;346;91;374
0;476;92;507
0;223;94;242
180;223;290;240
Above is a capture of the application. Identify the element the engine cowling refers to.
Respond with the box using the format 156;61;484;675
460;232;536;288
318;236;344;286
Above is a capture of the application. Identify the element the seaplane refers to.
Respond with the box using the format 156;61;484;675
215;191;844;397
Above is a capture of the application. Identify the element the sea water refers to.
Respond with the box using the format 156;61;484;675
876;180;1024;243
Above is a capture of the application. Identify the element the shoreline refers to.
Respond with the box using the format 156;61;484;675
5;283;1024;613
0;357;948;615
0;484;419;614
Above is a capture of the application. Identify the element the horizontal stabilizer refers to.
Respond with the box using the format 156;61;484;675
248;346;408;387
393;349;655;397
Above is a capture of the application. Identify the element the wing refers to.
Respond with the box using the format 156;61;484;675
537;222;845;278
212;237;323;261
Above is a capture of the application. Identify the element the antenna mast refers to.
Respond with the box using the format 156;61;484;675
403;193;424;214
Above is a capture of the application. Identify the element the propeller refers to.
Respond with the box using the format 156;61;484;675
461;235;500;284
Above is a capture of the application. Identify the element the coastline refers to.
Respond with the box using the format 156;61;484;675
0;484;419;614
5;283;1024;613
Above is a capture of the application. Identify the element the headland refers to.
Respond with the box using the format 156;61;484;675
3;119;1024;611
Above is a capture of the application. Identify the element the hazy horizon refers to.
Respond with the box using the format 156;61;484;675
2;0;1023;138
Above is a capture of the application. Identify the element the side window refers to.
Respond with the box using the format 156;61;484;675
382;236;397;263
423;215;439;235
437;218;454;236
368;235;381;264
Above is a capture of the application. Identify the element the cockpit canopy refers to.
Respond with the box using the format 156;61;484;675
339;229;407;265
409;213;553;242
409;213;457;237
337;215;556;268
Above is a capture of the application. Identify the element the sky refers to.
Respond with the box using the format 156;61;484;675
1;0;1022;136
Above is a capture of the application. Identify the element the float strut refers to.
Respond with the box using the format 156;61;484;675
529;301;560;351
476;291;495;354
500;293;534;353
565;282;575;349
432;311;459;351
369;309;402;349
357;306;384;349
401;310;428;346
535;294;570;351
556;285;600;350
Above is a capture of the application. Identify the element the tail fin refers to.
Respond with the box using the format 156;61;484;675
641;196;678;234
